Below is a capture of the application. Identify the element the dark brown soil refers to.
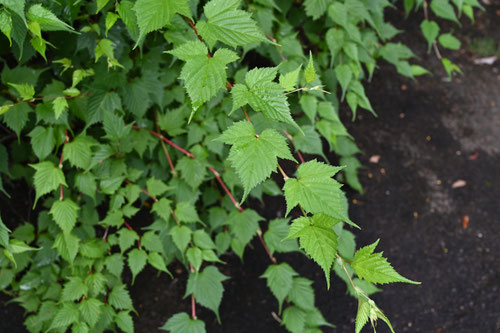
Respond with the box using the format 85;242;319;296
1;3;500;333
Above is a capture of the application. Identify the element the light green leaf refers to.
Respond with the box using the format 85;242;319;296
442;57;462;77
196;0;266;48
175;201;200;223
63;136;92;169
285;213;339;289
282;306;307;333
3;103;30;137
305;52;316;83
105;12;119;36
96;0;111;13
279;65;301;92
169;225;191;252
228;209;263;252
352;240;420;285
288;277;315;310
219;121;295;201
176;156;207;190
283;160;352;224
118;228;138;253
61;276;88;301
50;303;79;330
187;247;203;271
430;0;459;24
420;20;440;52
109;284;133;310
146;178;169;197
49;199;79;234
438;33;461;50
53;232;80;264
105;253;125;277
128;248;148;282
26;4;73;31
148;252;171;275
185;266;228;320
263;218;298;255
79;298;103;327
160;312;206;332
133;0;191;41
355;298;370;333
116;311;134;333
0;0;26;24
52;96;68;119
335;64;352;100
261;263;297;312
151;197;172;222
0;10;12;45
8;83;34;100
30;161;67;204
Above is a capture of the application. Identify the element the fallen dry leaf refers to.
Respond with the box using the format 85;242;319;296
452;179;467;188
462;215;469;229
468;152;479;160
369;155;381;163
473;56;497;65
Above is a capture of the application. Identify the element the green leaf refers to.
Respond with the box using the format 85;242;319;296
335;64;352;100
146;178;169;197
219;121;295;201
430;0;459;24
28;126;55;160
52;96;68;119
169;225;191;252
185;266;228;320
49;303;79;330
0;10;12;45
8;83;34;100
305;52;316;83
0;0;26;25
187;247;203;271
420;20;440;52
118;228;138;253
196;0;266;48
49;199;79;234
105;253;125;277
61;276;88;301
175;201;200;223
263;218;298;255
53;232;80;264
128;248;148;282
279;65;302;92
193;230;216;250
304;0;330;20
96;0;111;13
288;277;315;310
441;57;462;77
142;231;164;253
285;213;340;289
109;284;133;311
299;95;317;124
151;197;172;222
438;33;461;50
282;306;307;333
117;0;140;41
30;161;67;204
3;102;30;137
179;46;239;108
133;0;191;41
355;298;370;333
0;215;10;249
161;312;206;333
261;263;297;312
105;12;119;36
79;298;103;327
176;156;207;190
116;311;134;333
283;160;352;224
26;4;73;31
63;136;92;169
352;240;420;285
148;252;171;275
228;209;263;253
232;67;298;127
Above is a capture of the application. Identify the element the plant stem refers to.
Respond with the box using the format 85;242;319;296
282;130;305;164
257;229;277;264
277;163;289;180
131;125;195;158
208;166;243;212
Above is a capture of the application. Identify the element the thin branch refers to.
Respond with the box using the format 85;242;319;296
208;166;243;212
257;229;277;264
124;220;141;249
155;111;177;177
266;33;287;62
282;130;305;164
277;163;289;180
131;125;195;158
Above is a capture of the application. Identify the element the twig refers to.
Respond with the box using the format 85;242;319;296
131;125;195;158
266;33;287;62
155;111;177;177
257;229;277;264
282;130;305;164
277;163;289;180
208;166;243;212
124;220;141;249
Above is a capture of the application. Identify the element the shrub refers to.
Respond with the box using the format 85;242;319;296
0;0;478;332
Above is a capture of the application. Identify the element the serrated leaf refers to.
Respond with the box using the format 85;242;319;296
289;277;315;310
187;247;203;271
105;12;119;36
79;298;103;327
335;64;352;100
263;218;298;255
118;228;138;253
133;0;191;42
63;136;92;169
105;253;125;277
352;240;420;285
227;209;263;253
128;248;148;283
3;102;30;137
28;126;55;160
116;311;134;333
50;303;79;330
185;266;228;320
283;160;353;225
219;121;295;201
169;225;191;253
355;298;370;333
196;0;266;48
285;214;340;289
160;312;206;332
146;178;169;197
8;83;34;100
52;97;68;119
30;161;67;204
151;197;172;222
26;4;73;31
176;156;207;190
96;0;111;13
174;201;200;223
304;0;330;20
49;199;79;234
53;232;80;263
420;20;440;52
61;276;88;301
109;284;133;310
282;306;307;333
261;263;297;312
279;65;301;92
305;52;316;83
0;0;26;25
0;10;12;45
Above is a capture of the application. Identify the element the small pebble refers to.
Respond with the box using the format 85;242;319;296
426;136;432;141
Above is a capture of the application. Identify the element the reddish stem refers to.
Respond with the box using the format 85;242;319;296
208;166;243;212
184;17;203;43
124;220;141;249
282;130;305;163
257;230;277;264
59;184;64;201
132;125;195;158
191;294;197;319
